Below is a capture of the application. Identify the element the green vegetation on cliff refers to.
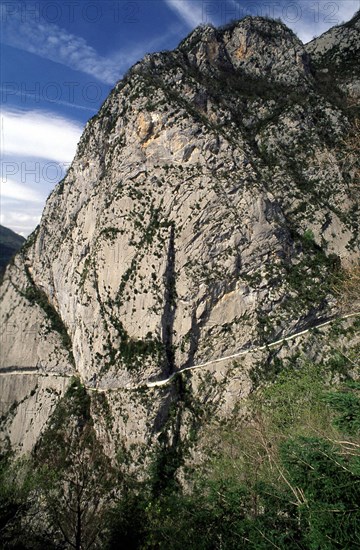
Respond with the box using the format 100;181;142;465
1;359;359;549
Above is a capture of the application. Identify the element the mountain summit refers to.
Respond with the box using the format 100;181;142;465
0;15;359;458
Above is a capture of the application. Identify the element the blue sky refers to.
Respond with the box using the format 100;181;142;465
1;0;359;235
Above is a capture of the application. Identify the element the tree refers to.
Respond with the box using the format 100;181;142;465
34;379;116;549
0;452;30;548
280;436;360;549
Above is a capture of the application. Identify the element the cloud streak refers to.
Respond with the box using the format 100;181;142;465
0;178;44;203
1;108;83;235
164;0;208;28
0;203;42;237
0;5;184;84
1;108;83;163
0;5;121;84
0;179;45;236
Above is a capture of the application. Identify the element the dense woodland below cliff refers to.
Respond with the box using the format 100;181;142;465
1;352;360;548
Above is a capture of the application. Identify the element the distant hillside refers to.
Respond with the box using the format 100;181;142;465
0;225;25;277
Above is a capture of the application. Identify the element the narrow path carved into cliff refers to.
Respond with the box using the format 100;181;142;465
0;312;359;391
145;311;360;387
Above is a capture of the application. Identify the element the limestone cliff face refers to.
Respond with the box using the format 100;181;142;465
306;10;360;99
1;15;359;457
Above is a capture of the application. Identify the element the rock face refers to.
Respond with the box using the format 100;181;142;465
0;14;359;458
306;10;360;99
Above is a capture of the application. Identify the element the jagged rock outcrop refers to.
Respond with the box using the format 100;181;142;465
0;14;359;459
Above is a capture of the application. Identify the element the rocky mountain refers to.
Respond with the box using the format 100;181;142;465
0;225;25;280
306;9;360;99
0;14;359;463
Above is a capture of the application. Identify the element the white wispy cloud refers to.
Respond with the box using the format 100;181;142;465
0;5;119;84
1;109;83;163
0;109;83;235
0;5;183;84
0;178;44;203
0;204;42;237
0;180;44;236
164;0;208;28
